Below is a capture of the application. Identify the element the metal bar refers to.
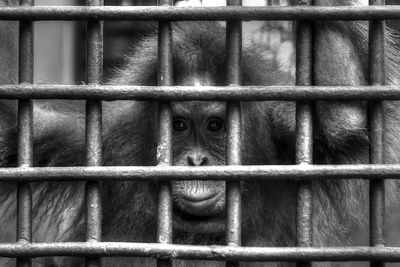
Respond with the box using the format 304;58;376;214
1;243;400;261
225;0;242;266
85;0;103;267
17;0;34;266
3;6;400;21
369;1;386;267
2;84;400;101
295;1;313;267
156;1;173;267
0;164;399;181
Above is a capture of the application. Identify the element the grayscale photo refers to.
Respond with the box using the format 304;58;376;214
1;0;400;266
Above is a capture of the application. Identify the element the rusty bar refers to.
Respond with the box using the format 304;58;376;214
2;84;400;101
2;6;400;21
157;1;173;267
295;1;313;267
1;243;400;261
16;0;34;266
85;0;103;267
225;1;242;267
369;1;386;267
0;164;399;181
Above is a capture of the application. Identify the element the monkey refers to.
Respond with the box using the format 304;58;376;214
0;0;400;266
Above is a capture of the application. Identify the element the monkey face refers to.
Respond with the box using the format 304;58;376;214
171;101;227;234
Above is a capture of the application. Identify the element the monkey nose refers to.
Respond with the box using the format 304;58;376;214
187;154;208;166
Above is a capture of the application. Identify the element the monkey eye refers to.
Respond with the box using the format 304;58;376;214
207;118;223;132
173;117;188;132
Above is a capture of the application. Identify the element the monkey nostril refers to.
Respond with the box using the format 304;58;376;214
187;155;208;166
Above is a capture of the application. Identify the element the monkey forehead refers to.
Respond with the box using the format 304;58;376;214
171;101;226;117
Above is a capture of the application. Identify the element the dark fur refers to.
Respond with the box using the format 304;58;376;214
0;0;400;266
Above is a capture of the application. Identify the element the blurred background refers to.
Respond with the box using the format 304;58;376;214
33;0;400;85
30;0;286;85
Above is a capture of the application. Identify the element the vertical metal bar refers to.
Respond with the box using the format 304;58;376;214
85;0;103;266
226;1;242;267
369;1;386;267
295;1;313;267
17;1;33;267
157;1;173;267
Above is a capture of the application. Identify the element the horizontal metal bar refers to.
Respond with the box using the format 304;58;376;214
1;243;400;261
1;6;400;21
1;84;400;101
0;165;399;181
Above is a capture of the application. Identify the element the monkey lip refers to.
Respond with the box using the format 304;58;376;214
178;191;224;216
181;193;219;208
173;211;225;234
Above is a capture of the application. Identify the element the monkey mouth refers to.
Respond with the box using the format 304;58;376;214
179;192;223;215
173;193;226;234
173;210;225;234
171;181;226;234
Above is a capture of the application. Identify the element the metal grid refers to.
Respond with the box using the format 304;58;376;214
0;0;399;266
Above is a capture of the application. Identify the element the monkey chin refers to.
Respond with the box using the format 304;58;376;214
173;211;225;234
